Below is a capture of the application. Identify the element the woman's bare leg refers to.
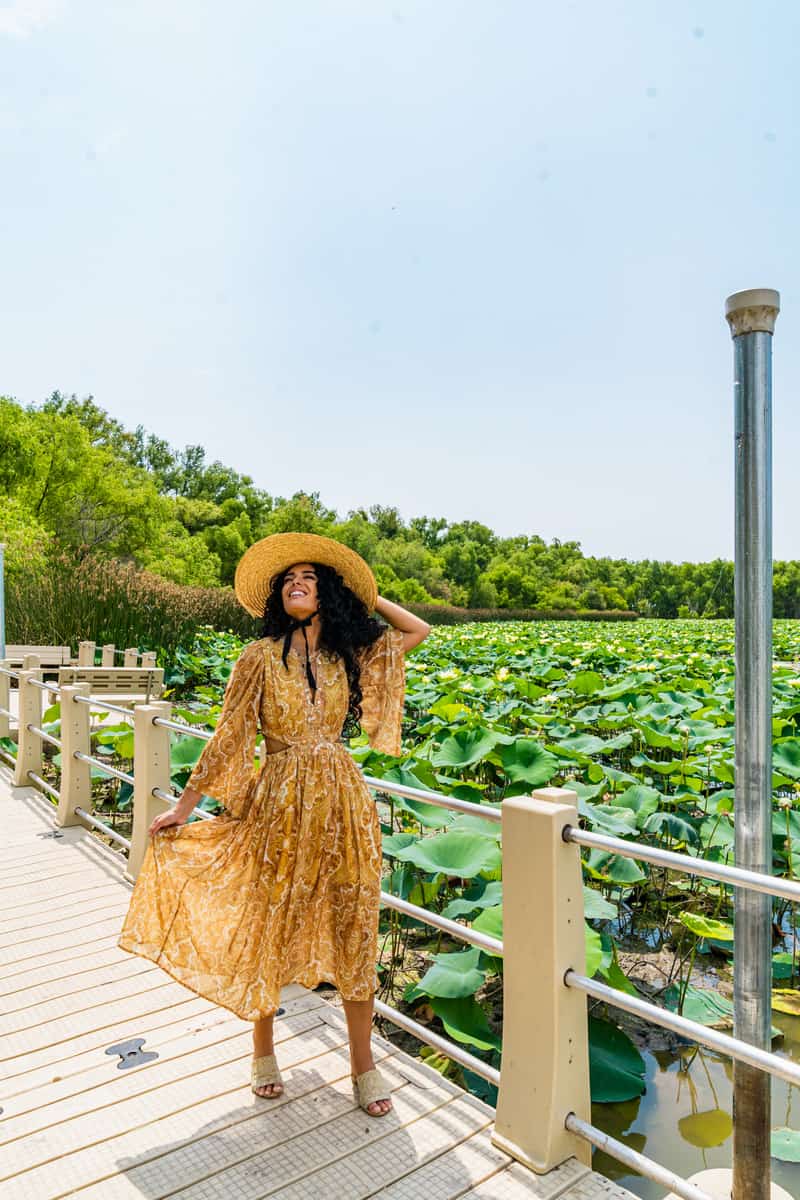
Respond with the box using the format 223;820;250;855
341;995;392;1115
252;1014;283;1097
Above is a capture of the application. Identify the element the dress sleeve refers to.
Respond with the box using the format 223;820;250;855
184;640;264;815
357;626;407;756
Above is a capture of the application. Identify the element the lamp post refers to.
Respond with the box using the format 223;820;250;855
728;288;780;1200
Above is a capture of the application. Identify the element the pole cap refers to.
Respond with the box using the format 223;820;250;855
725;288;780;337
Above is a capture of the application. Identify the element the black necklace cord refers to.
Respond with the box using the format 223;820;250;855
281;612;320;696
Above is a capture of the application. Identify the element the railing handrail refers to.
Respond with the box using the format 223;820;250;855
564;1115;713;1200
564;823;800;904
25;723;62;749
72;750;135;787
72;694;136;717
380;890;503;956
566;970;800;1089
152;715;212;740
363;772;501;821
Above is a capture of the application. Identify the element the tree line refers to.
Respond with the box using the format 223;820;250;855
2;391;799;618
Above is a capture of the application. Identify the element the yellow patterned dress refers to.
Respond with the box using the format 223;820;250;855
117;626;406;1020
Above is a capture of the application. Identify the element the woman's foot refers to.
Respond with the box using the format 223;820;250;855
252;1051;284;1098
351;1062;392;1116
253;1016;283;1098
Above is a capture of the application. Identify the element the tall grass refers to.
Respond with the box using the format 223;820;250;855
5;552;259;665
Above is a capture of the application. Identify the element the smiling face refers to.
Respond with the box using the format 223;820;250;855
281;562;319;621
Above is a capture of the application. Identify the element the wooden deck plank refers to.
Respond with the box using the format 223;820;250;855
0;766;636;1200
0;936;137;989
0;997;324;1143
361;1127;513;1198
1;955;157;1016
3;1029;383;1198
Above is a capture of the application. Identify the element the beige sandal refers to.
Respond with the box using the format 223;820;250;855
351;1066;392;1116
251;1052;284;1098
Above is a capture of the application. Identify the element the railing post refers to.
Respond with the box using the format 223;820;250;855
13;666;43;788
141;651;157;668
123;647;138;666
57;684;92;827
492;786;591;1172
78;641;96;666
101;644;115;667
127;700;172;883
0;660;10;739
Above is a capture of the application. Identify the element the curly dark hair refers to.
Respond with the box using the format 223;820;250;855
260;561;386;738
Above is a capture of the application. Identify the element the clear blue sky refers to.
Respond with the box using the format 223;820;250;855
2;1;798;562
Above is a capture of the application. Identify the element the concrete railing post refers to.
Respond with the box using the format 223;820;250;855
101;644;115;667
492;786;591;1173
78;641;96;666
127;700;173;883
141;651;157;668
13;666;43;788
57;684;92;827
123;648;138;666
0;660;10;739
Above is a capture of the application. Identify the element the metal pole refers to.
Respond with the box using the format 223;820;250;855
726;287;780;1200
0;543;5;660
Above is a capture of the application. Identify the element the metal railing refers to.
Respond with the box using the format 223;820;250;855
7;650;798;1198
557;817;800;1200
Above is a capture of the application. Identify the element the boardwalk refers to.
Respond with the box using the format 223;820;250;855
0;768;636;1200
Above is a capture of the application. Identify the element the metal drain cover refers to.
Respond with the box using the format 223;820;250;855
38;830;64;838
105;1038;159;1070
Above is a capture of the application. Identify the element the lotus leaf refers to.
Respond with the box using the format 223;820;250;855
678;912;734;940
497;739;558;786
430;728;499;768
771;1127;800;1162
429;996;502;1051
772;989;800;1016
391;830;502;877
678;1109;732;1149
588;1016;646;1103
406;945;486;1000
441;880;503;919
643;812;699;845
583;886;618;921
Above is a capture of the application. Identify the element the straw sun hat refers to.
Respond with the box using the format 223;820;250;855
234;532;378;619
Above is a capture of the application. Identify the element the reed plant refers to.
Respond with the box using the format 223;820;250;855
5;550;259;665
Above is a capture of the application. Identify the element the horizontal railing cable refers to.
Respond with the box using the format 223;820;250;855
363;774;501;822
152;785;214;821
72;694;134;718
0;666;19;679
380;891;503;956
152;716;212;740
565;1115;714;1200
72;751;135;787
29;677;58;694
566;971;800;1089
73;806;131;849
0;705;13;718
26;724;62;749
26;771;60;802
373;998;500;1088
564;824;800;905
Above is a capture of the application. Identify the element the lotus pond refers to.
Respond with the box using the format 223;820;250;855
50;619;800;1194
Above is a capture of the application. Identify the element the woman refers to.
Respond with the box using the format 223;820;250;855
117;532;430;1118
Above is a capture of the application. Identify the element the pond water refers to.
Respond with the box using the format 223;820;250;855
594;1012;800;1198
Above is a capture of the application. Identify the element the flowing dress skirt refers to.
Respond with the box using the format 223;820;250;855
118;741;383;1020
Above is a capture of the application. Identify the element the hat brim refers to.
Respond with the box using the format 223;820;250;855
234;532;378;618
